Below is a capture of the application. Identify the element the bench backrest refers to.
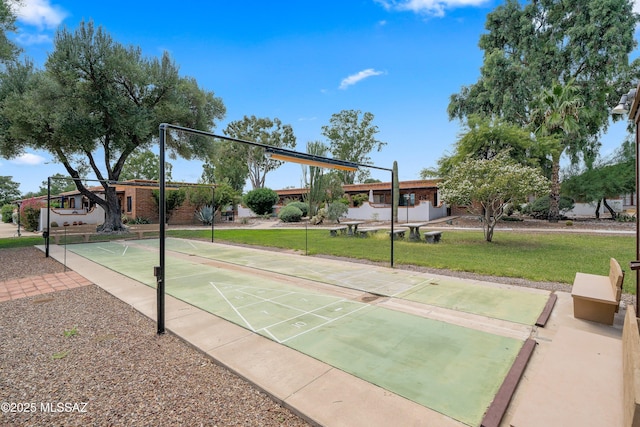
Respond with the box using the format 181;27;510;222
609;257;625;303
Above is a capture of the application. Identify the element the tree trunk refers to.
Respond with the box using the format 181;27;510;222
595;199;601;219
96;187;126;233
548;156;561;223
483;206;496;242
602;198;617;219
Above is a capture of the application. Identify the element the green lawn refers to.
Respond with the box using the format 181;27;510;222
2;227;635;293
167;228;637;294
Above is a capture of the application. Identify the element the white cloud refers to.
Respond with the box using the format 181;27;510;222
339;68;385;90
376;0;488;17
14;0;67;29
635;0;640;15
15;32;51;45
10;153;46;166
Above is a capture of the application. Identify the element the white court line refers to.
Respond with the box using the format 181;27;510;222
95;246;117;254
279;303;370;344
232;289;332;320
257;299;350;332
121;245;129;256
210;282;256;332
262;328;282;343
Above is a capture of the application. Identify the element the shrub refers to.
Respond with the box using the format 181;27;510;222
327;202;348;222
50;221;59;227
244;188;278;216
522;196;574;219
1;204;14;223
566;220;573;226
20;198;45;231
129;216;151;224
351;193;369;207
286;201;309;217
278;205;303;222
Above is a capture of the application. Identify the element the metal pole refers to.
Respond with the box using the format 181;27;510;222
390;170;395;268
45;177;51;257
157;125;167;334
211;187;222;243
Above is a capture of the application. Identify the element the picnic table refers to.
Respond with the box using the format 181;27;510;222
341;221;364;236
403;222;428;241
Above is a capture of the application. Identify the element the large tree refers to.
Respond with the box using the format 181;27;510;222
0;0;20;65
439;153;549;242
120;148;173;181
422;115;550;178
530;80;583;222
448;0;640;162
0;175;20;204
220;115;296;189
562;140;635;219
321;109;386;184
0;21;225;232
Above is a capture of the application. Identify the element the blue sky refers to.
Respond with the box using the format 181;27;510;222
1;0;638;194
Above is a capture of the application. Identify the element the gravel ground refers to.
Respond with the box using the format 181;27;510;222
0;248;310;427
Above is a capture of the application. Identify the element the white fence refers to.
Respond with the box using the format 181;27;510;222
347;200;447;222
236;200;448;222
39;206;105;231
564;199;624;218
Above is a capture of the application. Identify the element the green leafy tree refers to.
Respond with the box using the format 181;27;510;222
562;142;635;219
530;80;583;222
202;140;250;192
244;187;278;216
38;173;78;196
151;188;186;223
120;149;173;181
0;175;20;204
321;109;386;184
219;116;296;189
424;115;551;178
449;0;639;128
1;203;14;222
0;21;225;232
0;0;20;65
439;153;549;242
186;183;237;217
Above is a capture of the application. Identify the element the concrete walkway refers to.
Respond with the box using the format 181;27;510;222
30;240;628;427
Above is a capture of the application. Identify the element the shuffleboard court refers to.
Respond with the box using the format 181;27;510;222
137;238;549;325
68;240;525;426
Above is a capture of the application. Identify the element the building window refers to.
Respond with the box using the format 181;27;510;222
126;196;132;213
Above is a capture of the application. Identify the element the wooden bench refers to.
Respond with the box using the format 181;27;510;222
48;224;99;244
387;229;406;240
624;306;640;427
127;223;161;239
423;230;443;243
571;257;624;325
328;226;347;237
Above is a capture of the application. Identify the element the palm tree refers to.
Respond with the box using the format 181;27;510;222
531;79;583;222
